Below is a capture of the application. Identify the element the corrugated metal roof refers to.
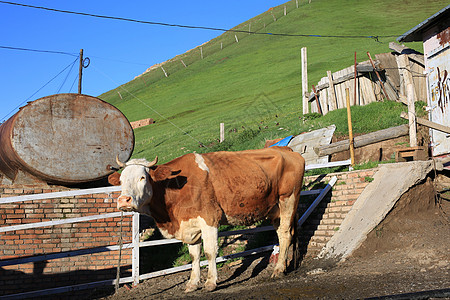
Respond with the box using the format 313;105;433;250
397;5;450;42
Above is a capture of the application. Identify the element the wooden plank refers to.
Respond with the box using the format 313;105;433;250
0;186;121;204
319;77;329;114
389;42;424;66
302;47;309;114
406;84;417;147
396;54;417;102
0;212;132;233
308;61;383;102
315;125;409;156
400;112;450;134
327;70;338;111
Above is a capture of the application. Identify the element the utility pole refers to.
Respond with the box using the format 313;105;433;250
78;49;83;94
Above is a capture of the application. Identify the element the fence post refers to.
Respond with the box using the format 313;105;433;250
161;66;168;77
301;47;309;114
220;123;225;143
407;83;417;147
132;212;140;286
327;71;337;111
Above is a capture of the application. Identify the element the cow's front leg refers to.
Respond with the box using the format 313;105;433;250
185;242;201;293
201;225;218;291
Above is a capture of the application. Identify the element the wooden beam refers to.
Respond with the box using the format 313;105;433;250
400;112;450;134
389;42;424;66
327;70;338;111
315;125;409;156
308;61;382;102
302;47;309;114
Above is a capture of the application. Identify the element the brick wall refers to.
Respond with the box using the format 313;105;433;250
300;168;377;257
0;184;132;297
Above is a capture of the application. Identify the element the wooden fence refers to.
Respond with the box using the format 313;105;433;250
307;43;426;114
0;169;339;299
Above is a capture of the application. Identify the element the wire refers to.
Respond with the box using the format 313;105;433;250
0;1;399;40
0;45;78;57
91;65;206;148
0;57;79;122
57;57;79;94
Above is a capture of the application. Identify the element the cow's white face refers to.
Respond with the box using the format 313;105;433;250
118;164;153;215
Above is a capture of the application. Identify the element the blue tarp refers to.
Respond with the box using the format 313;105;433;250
270;135;294;147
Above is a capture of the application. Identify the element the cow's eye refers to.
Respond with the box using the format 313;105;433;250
139;176;145;181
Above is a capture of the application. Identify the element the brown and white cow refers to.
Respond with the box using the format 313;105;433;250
110;146;305;292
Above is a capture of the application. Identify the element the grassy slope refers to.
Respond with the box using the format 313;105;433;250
100;0;448;163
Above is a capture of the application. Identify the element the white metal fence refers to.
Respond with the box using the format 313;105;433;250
0;175;337;299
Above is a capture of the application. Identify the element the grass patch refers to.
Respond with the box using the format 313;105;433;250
99;0;446;164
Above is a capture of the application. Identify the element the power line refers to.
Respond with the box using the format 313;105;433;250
0;1;399;40
92;65;206;148
0;45;78;57
0;57;79;123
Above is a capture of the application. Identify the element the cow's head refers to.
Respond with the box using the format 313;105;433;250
109;156;175;215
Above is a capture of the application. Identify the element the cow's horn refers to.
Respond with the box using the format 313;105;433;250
116;155;126;168
145;156;158;167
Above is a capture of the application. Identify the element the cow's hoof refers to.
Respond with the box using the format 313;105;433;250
204;281;217;292
185;283;199;293
271;269;285;279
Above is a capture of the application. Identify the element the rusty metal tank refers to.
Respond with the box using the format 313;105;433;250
0;93;134;184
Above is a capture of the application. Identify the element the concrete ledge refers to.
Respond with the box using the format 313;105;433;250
318;160;443;261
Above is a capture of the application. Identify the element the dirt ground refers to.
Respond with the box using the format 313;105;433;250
99;176;450;300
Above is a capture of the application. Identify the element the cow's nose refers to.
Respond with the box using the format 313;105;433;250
118;195;133;210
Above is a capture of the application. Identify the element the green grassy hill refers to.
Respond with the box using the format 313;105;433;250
100;0;447;163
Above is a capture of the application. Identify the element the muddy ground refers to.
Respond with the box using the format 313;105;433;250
98;177;449;300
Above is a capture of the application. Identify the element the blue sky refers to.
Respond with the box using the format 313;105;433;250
0;1;287;123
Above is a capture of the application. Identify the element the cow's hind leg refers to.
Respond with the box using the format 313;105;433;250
201;224;218;291
185;242;201;293
272;192;299;278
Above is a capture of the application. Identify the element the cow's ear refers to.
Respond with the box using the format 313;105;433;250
149;166;179;182
108;172;121;186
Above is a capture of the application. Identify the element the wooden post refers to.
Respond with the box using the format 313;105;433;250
353;52;357;106
132;212;140;286
346;88;355;166
200;47;203;59
327;71;337;111
235;35;239;43
221;42;223;50
117;91;123;100
78;49;83;94
220;123;225;143
406;83;417;147
180;59;187;68
296;0;299;8
396;54;417;102
367;52;389;100
312;85;322;115
284;6;287;15
301;47;309;114
161;66;168;77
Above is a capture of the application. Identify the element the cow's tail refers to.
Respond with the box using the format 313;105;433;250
292;210;300;270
